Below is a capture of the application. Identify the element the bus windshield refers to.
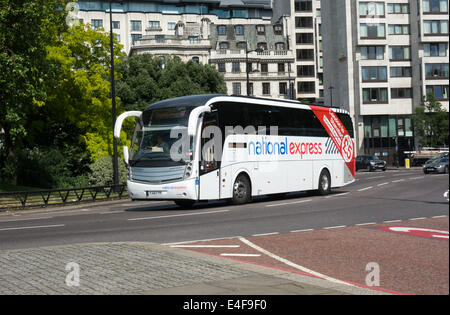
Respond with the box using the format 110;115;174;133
130;107;193;166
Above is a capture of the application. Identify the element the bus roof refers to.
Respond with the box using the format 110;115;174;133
145;94;350;116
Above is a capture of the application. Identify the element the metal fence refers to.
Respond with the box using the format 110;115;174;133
0;184;128;211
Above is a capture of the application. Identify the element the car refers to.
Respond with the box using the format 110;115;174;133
423;156;449;174
355;155;387;172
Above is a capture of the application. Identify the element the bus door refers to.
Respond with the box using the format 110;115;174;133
199;111;221;200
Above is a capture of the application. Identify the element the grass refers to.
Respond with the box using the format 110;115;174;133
0;182;44;192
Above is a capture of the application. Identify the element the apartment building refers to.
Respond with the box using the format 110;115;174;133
322;0;449;165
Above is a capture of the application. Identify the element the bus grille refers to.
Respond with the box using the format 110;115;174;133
130;166;186;184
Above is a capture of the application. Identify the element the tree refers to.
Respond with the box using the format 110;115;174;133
116;55;227;113
412;93;449;148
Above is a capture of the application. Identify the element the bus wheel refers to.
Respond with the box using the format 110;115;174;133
175;200;195;208
232;175;251;205
318;169;331;196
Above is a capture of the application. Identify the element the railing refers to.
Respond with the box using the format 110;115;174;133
0;184;128;211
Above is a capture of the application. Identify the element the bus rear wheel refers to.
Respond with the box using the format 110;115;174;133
232;175;251;205
318;169;331;196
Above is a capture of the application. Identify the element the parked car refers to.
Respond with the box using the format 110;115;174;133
423;155;449;174
355;155;387;172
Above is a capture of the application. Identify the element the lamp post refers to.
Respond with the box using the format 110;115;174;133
245;42;263;96
329;86;335;108
109;1;119;188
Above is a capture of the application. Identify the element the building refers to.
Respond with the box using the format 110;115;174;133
322;0;449;165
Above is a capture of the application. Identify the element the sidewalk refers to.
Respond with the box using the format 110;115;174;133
0;242;387;295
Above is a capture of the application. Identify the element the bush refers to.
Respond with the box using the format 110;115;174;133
88;155;127;186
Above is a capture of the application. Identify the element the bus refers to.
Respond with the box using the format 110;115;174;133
114;94;356;208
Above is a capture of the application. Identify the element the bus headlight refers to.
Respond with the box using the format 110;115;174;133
184;163;193;179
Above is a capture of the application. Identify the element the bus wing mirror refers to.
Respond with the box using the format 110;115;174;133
114;111;142;139
188;106;211;136
123;146;129;165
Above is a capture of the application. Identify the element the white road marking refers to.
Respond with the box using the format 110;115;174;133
170;245;240;248
290;228;314;233
0;224;65;232
355;222;377;226
239;237;353;286
357;186;373;192
220;253;261;257
392;179;405;183
252;232;279;237
162;236;242;246
377;182;389;187
383;220;402;223
431;215;448;219
409;217;427;221
409;176;425;180
265;199;312;208
0;216;53;223
323;225;346;230
128;209;229;221
325;192;350;199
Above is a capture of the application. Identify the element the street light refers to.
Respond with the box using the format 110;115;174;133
245;42;264;96
109;1;119;188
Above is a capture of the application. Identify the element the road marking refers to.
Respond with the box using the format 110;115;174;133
383;220;402;223
128;209;229;221
162;236;242;246
170;245;240;248
0;224;65;232
325;192;350;199
409;217;427;221
220;253;261;257
367;176;385;180
265;199;312;208
323;225;346;230
290;228;314;233
357;186;373;192
409;176;425;180
431;215;448;219
252;232;279;237
239;237;353;286
392;179;405;183
377;182;389;187
355;222;377;226
0;216;53;223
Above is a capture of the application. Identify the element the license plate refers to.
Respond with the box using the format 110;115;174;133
146;191;163;197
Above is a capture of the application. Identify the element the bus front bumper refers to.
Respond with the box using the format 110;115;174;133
127;178;198;201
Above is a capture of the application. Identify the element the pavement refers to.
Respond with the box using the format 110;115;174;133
0;241;387;295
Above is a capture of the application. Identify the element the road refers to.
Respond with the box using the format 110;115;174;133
0;168;448;294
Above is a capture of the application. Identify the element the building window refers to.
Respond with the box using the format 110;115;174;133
387;3;410;14
425;63;449;79
218;63;226;73
389;46;411;60
91;19;103;29
168;22;176;30
275;42;286;51
278;63;285;73
219;42;229;51
297;65;315;77
130;20;142;32
261;63;268;73
360;23;386;38
274;24;283;35
232;82;242;96
235;25;244;36
256;25;266;35
262;83;271;95
297;81;315;93
218;25;227;36
192;57;200;63
359;2;385;17
391;88;413;98
295;0;312;12
362;66;387;82
148;21;160;29
296;49;315;60
390;67;412;77
388;24;410;35
423;20;449;35
279;82;288;95
232;62;241;73
424;43;447;56
112;21;120;29
295;17;313;28
257;42;268;51
426;85;449;99
296;33;314;44
362;88;388;103
423;0;449;13
361;46;385;60
131;33;142;45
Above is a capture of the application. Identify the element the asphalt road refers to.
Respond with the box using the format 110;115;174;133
0;168;448;251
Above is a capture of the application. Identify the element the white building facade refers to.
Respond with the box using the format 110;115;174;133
322;0;449;165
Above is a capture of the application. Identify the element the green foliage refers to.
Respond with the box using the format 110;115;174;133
116;55;227;113
412;93;449;147
88;156;127;186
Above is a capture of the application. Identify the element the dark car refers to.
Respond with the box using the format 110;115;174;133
423;156;449;174
355;155;387;172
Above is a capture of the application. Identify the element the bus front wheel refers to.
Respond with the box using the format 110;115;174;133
232;175;252;205
318;169;331;196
